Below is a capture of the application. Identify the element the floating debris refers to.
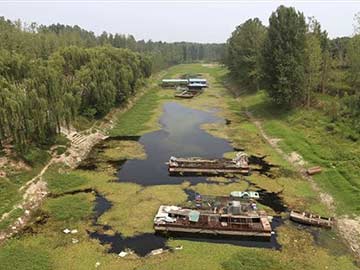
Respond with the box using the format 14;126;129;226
71;229;78;234
63;228;71;234
149;248;167;256
118;251;128;257
95;262;101;268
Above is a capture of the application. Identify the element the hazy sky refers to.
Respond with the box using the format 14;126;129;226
1;1;359;43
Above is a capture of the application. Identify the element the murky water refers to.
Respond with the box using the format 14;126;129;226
117;102;234;185
90;231;168;257
93;193;112;224
87;102;285;256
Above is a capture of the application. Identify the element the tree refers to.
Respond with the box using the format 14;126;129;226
304;34;322;107
226;18;266;91
262;6;307;107
348;17;360;90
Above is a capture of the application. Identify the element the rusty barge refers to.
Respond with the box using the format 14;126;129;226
167;152;250;175
175;90;197;99
290;210;333;228
154;202;272;239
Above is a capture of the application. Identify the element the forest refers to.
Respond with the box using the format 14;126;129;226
224;6;360;138
0;17;224;152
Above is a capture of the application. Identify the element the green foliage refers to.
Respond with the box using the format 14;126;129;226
43;193;93;222
53;134;70;146
262;6;307;107
240;90;360;215
45;166;89;194
110;89;159;136
21;147;50;166
0;239;52;270
347;35;360;89
225;18;266;91
222;251;288;270
0;16;224;153
0;179;20;217
304;33;322;106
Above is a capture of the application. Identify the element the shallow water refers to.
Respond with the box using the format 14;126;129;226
88;102;284;256
89;190;282;257
93;193;112;224
90;229;281;257
117;102;234;185
89;231;168;257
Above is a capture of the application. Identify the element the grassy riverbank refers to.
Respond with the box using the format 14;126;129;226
236;90;360;216
0;63;358;270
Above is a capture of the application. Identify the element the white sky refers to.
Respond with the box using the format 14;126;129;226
0;1;359;43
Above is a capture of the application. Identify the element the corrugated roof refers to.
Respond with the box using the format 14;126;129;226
162;79;188;83
189;78;207;83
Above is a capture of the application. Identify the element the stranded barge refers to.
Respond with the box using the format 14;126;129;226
167;152;250;175
154;202;272;239
290;210;333;228
174;90;198;99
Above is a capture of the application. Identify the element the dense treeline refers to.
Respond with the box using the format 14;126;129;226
0;18;224;71
225;5;360;132
0;46;151;151
0;17;223;152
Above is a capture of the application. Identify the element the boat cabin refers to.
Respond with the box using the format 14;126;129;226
154;204;272;238
161;79;189;88
188;78;207;89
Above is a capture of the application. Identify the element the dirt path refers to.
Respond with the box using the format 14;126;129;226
0;161;51;242
245;109;360;260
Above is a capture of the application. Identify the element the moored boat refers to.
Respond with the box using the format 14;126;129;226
174;90;196;98
154;203;272;239
290;210;333;228
167;152;250;175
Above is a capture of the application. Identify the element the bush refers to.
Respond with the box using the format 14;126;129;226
21;147;50;166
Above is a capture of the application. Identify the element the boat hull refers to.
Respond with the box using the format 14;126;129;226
154;225;272;239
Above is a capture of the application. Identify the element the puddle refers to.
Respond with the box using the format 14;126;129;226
90;231;168;257
93;193;112;224
90;227;281;257
257;190;288;213
117;102;234;186
293;223;351;257
90;193;168;256
248;155;277;177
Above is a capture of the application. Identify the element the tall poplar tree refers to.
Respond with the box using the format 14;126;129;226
262;6;307;107
226;18;266;91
